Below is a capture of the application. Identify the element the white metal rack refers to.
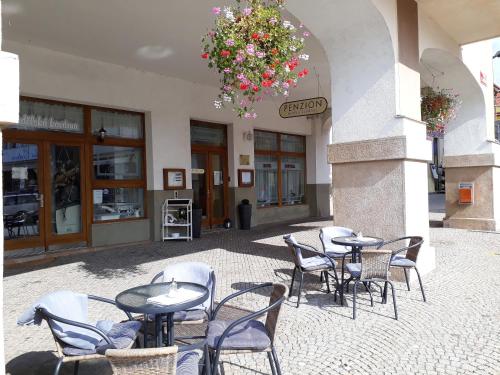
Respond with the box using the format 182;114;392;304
162;199;192;241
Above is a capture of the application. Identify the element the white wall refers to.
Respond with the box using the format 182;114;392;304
5;40;320;190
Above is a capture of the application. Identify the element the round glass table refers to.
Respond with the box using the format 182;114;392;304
332;236;384;262
115;282;209;347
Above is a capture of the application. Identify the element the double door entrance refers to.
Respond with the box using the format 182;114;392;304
3;136;87;251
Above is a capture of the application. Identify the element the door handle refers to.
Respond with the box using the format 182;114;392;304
37;193;44;208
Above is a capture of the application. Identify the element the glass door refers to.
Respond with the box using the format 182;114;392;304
191;152;209;226
208;152;227;226
45;142;86;245
2;142;45;250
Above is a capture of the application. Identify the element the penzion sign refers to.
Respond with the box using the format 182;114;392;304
279;97;328;118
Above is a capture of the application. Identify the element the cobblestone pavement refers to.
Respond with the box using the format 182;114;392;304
4;220;500;374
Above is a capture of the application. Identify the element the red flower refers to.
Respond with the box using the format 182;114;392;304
240;83;249;90
303;68;309;76
262;72;270;79
262;80;274;88
201;53;209;59
298;71;304;78
271;48;278;55
252;85;260;92
252;33;260;40
263;34;270;39
220;50;231;57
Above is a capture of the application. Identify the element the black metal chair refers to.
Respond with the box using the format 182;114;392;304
206;283;287;375
283;234;338;307
341;249;398;320
377;236;426;302
36;294;141;375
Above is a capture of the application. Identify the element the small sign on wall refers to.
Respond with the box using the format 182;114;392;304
279;97;328;118
163;168;186;190
458;182;474;204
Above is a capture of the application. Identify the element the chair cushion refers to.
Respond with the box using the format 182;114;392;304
207;319;271;350
174;309;206;322
345;263;361;278
177;350;201;375
325;248;351;258
301;256;335;271
391;255;416;268
62;320;142;356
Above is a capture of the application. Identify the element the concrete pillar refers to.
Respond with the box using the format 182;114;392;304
0;7;21;367
421;41;500;231
288;0;435;277
306;113;332;218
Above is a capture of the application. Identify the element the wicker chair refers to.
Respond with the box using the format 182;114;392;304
341;250;398;320
206;283;287;375
106;344;205;375
377;236;426;301
284;234;338;307
35;295;141;375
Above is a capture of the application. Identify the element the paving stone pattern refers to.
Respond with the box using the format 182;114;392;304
4;220;500;374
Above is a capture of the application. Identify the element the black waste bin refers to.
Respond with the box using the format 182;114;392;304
238;199;252;230
192;207;202;238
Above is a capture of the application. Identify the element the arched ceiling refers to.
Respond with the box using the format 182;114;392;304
1;0;331;101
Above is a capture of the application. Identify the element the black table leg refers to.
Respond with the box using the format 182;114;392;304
155;314;163;347
165;313;175;346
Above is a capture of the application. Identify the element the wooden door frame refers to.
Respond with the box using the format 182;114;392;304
2;137;46;251
191;145;229;228
43;139;88;247
3;130;89;250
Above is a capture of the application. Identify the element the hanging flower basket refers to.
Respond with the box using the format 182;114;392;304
421;87;460;138
201;0;309;119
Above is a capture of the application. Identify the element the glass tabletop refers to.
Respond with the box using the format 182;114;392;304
115;282;209;315
332;236;384;247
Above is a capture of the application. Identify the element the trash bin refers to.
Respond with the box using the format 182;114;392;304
238;199;252;230
192;207;202;238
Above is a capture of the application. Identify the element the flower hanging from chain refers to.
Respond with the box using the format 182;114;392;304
421;87;461;138
201;0;309;119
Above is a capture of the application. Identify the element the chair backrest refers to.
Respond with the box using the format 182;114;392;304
405;237;424;262
156;261;216;312
265;283;288;344
283;234;304;267
319;226;354;252
360;250;392;280
106;346;178;375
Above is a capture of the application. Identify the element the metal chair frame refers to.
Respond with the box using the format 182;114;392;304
37;295;137;375
377;236;426;302
208;282;287;375
284;235;339;307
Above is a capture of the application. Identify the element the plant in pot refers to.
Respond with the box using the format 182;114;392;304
201;0;310;119
421;86;460;139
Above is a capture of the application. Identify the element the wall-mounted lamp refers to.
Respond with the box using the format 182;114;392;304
98;126;107;141
243;131;253;142
493;50;500;59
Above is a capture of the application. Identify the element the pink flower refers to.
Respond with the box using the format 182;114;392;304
212;7;221;15
244;112;252;119
269;17;277;25
256;51;265;59
303;31;310;37
242;7;252;16
223;85;232;92
223;68;232;74
225;39;235;47
246;44;255;56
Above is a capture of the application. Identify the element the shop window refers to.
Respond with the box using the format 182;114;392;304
255;131;278;151
91;110;146;222
91;109;143;139
281;156;305;205
93;146;143;180
17;99;84;133
191;122;226;147
93;188;144;221
255;155;278;207
254;130;306;208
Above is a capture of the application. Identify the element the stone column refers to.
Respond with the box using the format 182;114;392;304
443;41;500;231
